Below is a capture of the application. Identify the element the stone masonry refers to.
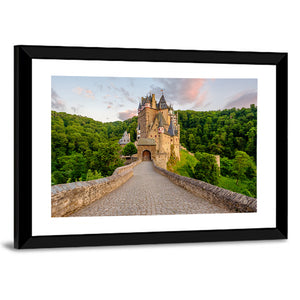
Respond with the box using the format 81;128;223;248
51;160;141;217
70;161;232;217
153;162;257;212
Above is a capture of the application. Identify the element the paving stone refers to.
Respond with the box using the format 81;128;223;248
71;161;231;217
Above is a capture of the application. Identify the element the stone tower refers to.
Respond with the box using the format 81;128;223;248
136;93;180;169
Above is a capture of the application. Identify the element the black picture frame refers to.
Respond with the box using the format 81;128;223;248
14;45;288;249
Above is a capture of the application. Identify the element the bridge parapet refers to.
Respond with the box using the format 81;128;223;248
152;162;257;213
51;160;141;217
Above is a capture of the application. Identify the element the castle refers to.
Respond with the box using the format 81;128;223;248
136;92;180;169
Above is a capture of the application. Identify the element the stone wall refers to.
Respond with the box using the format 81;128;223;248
51;160;141;217
152;162;257;213
155;153;168;169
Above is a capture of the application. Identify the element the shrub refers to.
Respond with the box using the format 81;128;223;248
122;142;137;156
194;152;219;185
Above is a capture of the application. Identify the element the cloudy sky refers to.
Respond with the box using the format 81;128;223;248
51;76;257;122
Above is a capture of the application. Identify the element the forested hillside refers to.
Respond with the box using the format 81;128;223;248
177;104;257;159
173;105;257;197
51;105;257;190
51;111;137;185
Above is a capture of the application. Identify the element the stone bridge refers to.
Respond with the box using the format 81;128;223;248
51;161;256;217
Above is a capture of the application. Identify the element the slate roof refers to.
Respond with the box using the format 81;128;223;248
155;111;167;128
158;94;168;109
167;119;176;136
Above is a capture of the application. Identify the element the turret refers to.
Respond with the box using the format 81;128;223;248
167;119;176;136
141;97;145;110
158;112;165;134
144;96;151;108
151;94;157;109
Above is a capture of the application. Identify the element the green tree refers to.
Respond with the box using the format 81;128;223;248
59;153;88;182
220;157;234;177
86;169;103;181
246;127;257;159
51;110;136;184
91;142;124;176
176;105;257;159
232;151;252;184
187;133;196;152
122;142;137;157
194;152;219;185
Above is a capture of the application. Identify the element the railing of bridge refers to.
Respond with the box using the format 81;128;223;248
51;160;142;217
152;161;257;213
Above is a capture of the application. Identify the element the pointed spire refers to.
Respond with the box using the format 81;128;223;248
156;112;166;134
158;93;168;109
168;119;176;136
158;113;164;128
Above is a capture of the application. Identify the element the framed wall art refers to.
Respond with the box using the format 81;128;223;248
14;45;288;248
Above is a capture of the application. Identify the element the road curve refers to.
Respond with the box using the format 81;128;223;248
70;161;231;217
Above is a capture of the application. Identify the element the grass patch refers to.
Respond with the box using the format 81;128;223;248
171;150;198;177
217;176;256;198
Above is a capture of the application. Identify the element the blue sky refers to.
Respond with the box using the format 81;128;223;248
51;76;257;122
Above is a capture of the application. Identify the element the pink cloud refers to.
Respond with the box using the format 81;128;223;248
85;89;95;99
192;90;208;109
151;78;207;107
183;79;205;100
118;109;137;120
73;86;95;100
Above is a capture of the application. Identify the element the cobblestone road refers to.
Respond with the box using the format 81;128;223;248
71;161;231;217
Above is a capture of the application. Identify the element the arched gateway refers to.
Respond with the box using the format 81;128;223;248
142;150;151;161
137;138;156;162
